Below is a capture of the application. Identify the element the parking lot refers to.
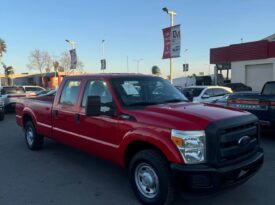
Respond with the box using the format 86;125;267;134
0;113;274;205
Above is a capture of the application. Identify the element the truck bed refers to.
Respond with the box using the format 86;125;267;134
16;95;54;137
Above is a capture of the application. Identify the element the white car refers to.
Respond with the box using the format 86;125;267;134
182;86;233;103
22;86;46;94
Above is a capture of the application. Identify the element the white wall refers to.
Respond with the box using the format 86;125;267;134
231;58;275;91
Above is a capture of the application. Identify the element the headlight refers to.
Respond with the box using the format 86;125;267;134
171;130;206;164
0;100;4;107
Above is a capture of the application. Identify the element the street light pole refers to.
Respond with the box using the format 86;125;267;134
133;59;143;73
102;40;105;59
163;7;176;83
65;39;76;49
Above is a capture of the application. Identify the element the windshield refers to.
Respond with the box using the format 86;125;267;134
1;87;25;94
110;76;188;107
182;88;204;98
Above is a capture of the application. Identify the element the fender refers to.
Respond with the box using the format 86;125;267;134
117;127;184;167
22;106;38;128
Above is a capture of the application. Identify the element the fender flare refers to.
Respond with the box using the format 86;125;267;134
117;127;183;167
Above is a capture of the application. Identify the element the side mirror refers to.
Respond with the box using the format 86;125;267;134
86;96;101;116
202;94;210;99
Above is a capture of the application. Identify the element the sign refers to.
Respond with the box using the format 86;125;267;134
101;59;106;70
162;24;181;59
69;49;77;69
183;64;189;72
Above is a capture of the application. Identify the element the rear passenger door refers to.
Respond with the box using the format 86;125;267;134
52;79;82;144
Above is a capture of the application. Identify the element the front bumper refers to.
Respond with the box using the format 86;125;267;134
171;149;264;192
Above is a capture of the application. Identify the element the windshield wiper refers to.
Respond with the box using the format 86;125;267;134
127;102;159;107
161;99;188;104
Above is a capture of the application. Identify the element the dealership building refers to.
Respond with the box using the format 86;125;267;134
210;34;275;91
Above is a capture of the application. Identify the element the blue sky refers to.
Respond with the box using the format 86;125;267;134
1;0;275;77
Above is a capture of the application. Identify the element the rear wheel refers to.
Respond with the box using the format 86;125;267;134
129;149;175;205
25;121;44;150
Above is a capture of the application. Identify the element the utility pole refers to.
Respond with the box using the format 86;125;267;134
127;56;129;73
162;7;177;83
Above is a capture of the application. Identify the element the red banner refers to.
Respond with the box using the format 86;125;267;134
162;25;181;59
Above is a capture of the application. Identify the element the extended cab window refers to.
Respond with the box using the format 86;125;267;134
82;80;114;114
60;80;81;105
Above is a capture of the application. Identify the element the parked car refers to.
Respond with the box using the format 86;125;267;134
228;81;275;129
182;86;233;103
16;74;263;205
22;86;46;95
0;86;27;111
224;83;252;92
0;98;4;121
209;94;230;106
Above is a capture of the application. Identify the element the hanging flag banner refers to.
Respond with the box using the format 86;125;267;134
70;49;77;69
162;24;181;59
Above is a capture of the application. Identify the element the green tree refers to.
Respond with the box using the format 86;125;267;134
1;63;14;86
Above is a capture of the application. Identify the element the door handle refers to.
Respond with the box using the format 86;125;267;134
53;110;59;118
75;113;80;123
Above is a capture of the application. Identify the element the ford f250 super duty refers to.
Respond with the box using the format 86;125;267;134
16;74;264;205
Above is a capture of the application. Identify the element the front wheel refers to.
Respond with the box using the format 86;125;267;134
25;121;44;150
129;149;175;205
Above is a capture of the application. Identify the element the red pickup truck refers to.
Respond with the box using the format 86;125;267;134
16;74;264;205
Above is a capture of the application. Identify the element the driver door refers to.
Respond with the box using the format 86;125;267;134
75;79;119;161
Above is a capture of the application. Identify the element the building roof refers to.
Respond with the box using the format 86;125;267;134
210;39;275;64
263;33;275;42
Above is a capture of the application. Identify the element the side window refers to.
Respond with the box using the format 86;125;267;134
60;80;81;105
262;83;275;95
213;88;226;97
204;89;213;97
82;80;114;114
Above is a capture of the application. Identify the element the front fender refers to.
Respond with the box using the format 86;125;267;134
117;127;184;167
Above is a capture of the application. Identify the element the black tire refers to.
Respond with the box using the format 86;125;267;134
24;121;44;150
129;149;175;205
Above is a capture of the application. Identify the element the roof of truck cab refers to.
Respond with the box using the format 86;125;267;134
64;73;155;79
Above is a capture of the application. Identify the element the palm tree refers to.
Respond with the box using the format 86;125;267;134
0;38;7;57
1;62;14;86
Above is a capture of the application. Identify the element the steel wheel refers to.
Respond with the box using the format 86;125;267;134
134;162;159;199
26;126;34;146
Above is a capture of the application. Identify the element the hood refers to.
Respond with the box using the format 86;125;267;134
129;102;250;130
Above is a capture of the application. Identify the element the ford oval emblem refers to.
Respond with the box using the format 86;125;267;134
238;136;251;147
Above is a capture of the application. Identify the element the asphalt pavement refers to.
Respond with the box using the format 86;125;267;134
0;114;274;205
